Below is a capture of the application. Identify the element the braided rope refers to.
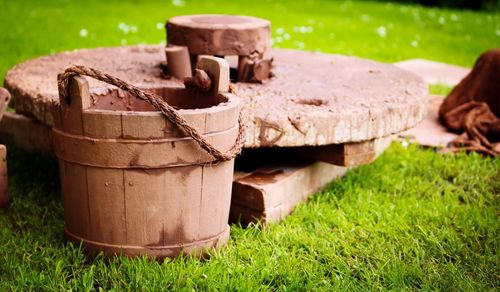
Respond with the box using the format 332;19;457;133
58;65;244;162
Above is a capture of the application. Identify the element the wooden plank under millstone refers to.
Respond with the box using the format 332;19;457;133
4;45;427;148
0;112;53;153
294;136;393;166
230;161;347;225
230;136;394;225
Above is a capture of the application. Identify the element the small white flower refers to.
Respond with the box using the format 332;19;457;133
438;16;446;25
118;22;129;34
118;22;127;30
293;41;305;49
411;40;418;47
283;33;291;40
361;14;371;22
172;0;185;7
401;140;409;148
450;14;459;21
496;29;500;36
130;25;138;33
274;36;283;43
376;26;387;38
276;27;284;35
156;22;164;30
79;29;88;38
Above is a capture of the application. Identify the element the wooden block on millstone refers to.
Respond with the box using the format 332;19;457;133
230;161;347;225
0;112;53;153
165;45;192;79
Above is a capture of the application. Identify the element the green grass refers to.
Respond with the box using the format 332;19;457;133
1;0;499;290
2;144;499;290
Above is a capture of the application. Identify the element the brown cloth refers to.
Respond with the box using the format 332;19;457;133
439;49;500;156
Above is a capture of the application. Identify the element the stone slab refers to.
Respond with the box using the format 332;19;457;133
4;45;427;148
398;95;458;148
394;59;469;86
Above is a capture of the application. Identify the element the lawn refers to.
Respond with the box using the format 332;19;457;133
1;0;499;290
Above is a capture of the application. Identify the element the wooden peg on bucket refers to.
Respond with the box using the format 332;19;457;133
195;55;230;103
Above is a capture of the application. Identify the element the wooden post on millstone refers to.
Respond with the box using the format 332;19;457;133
165;45;192;79
0;88;11;209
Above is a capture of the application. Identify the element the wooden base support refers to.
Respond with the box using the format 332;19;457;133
296;136;393;167
0;112;53;153
230;161;347;225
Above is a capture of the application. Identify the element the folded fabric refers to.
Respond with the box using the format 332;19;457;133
439;49;500;156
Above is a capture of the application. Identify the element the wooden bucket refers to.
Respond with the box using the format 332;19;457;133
52;57;241;258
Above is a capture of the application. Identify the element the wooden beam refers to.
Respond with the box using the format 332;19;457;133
295;136;393;167
0;112;53;153
230;161;346;225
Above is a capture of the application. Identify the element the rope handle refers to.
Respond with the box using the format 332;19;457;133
57;65;244;162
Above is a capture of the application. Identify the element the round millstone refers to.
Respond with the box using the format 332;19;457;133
4;45;427;148
166;14;271;56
